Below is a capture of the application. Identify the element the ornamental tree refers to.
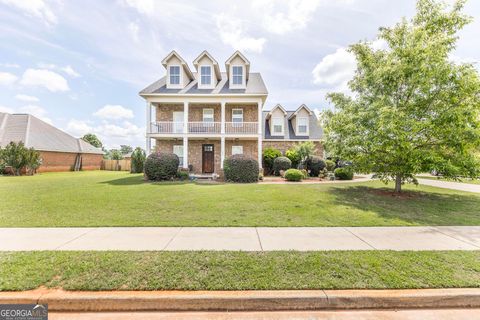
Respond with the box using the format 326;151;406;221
82;133;103;149
323;0;480;193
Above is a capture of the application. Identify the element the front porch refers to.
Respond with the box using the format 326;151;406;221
153;137;259;175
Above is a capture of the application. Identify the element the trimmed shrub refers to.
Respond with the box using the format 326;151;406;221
273;156;291;175
334;167;354;180
284;169;304;181
176;170;189;180
318;168;328;179
307;156;326;177
144;152;179;180
223;154;259;183
300;169;309;179
262;147;281;175
325;160;336;172
130;147;146;173
285;148;301;168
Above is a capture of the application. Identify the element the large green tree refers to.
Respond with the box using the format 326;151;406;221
324;0;480;193
81;133;103;149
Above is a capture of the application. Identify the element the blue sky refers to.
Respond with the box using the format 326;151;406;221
0;0;479;149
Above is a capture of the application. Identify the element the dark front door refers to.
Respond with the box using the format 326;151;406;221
202;144;214;173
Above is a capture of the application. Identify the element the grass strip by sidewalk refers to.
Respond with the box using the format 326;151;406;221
1;251;479;291
417;175;480;185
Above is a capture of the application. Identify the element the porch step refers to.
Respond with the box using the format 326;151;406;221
191;174;215;180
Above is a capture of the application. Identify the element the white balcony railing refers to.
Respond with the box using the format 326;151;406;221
188;121;221;134
225;122;258;134
149;121;258;135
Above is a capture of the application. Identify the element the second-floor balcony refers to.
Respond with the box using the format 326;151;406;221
150;121;259;135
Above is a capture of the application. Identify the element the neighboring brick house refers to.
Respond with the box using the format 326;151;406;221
263;104;323;156
0;112;104;172
139;50;322;176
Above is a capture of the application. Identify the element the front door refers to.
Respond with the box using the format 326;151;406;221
202;144;214;173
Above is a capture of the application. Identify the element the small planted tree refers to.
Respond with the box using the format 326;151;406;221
324;0;480;193
130;147;146;173
262;147;281;175
295;141;316;169
0;142;28;175
25;148;42;175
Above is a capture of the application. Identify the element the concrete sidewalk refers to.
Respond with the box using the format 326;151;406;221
418;178;480;193
1;226;479;251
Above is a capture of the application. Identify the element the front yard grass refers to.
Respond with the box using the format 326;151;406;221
1;171;480;227
1;251;479;291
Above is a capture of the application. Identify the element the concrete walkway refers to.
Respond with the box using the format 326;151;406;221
1;226;479;251
418;178;480;193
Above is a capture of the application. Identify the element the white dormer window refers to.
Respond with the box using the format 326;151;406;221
272;117;284;135
232;66;243;85
297;117;309;135
200;66;211;86
169;65;180;85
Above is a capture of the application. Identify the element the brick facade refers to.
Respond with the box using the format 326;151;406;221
154;103;258;123
225;104;258;122
38;151;103;172
262;140;323;158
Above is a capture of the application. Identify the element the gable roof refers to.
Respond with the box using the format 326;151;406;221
225;50;250;80
0;112;104;154
161;50;194;80
193;50;222;80
265;104;287;119
288;104;313;120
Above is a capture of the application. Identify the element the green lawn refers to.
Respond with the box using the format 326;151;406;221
417;175;480;185
1;251;479;291
1;171;479;227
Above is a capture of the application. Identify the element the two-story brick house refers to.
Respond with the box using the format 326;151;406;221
140;50;322;176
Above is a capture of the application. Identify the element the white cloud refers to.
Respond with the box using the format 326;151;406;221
0;105;14;113
215;13;266;53
312;47;356;86
254;0;321;35
127;22;140;42
37;63;81;78
15;94;39;102
121;0;154;15
93;104;134;120
65;118;144;148
0;71;18;85
66;119;94;137
18;105;52;124
0;0;57;26
20;69;70;92
0;63;20;68
61;65;80;78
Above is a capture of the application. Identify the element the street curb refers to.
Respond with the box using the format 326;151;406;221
0;289;479;312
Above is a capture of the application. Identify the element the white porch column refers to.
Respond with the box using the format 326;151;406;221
183;102;189;134
221;101;226;134
146;102;152;154
183;136;188;169
257;100;263;168
221;136;225;169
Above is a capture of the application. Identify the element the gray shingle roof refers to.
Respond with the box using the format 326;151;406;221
0;112;104;154
139;72;267;95
262;110;323;140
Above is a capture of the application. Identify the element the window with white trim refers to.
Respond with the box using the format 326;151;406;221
169;66;180;85
203;108;214;123
232;108;243;126
272;117;284;135
297;117;309;134
232;66;243;85
232;146;243;155
200;66;211;85
173;145;184;167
